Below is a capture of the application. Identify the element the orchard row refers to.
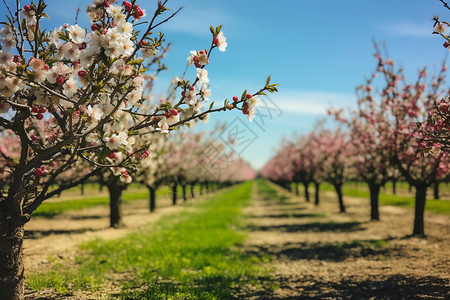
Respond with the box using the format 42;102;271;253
261;44;449;237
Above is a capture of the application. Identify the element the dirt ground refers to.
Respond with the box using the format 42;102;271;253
23;183;450;299
242;182;450;299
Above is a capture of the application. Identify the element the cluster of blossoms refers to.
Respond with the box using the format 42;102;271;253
427;11;450;152
0;0;278;218
0;0;279;297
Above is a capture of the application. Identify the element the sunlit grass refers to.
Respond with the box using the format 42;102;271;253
27;182;272;299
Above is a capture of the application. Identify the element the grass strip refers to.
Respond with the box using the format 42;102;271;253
27;181;270;299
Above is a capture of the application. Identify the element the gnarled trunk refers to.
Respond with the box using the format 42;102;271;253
0;208;25;300
368;181;380;221
107;183;124;228
413;183;427;236
303;182;310;202
314;182;320;206
333;183;346;213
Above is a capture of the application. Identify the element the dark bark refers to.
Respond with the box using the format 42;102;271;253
392;179;397;194
295;182;299;196
182;184;187;202
413;183;427;236
333;183;346;213
409;184;413;193
80;183;85;195
0;208;25;300
190;183;195;199
107;183;124;228
434;181;440;200
286;182;292;193
303;182;310;202
149;186;156;212
368;181;380;221
172;184;177;205
314;182;320;206
200;183;203;196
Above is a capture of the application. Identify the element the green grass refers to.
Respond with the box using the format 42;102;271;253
32;185;175;217
256;179;288;203
32;190;149;217
320;183;450;215
27;182;270;299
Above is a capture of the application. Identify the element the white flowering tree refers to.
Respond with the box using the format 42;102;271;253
0;0;278;298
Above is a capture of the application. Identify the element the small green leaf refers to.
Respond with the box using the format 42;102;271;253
241;89;247;101
209;101;215;110
99;147;111;160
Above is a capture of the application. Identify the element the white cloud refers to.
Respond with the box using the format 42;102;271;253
273;90;356;115
379;21;433;37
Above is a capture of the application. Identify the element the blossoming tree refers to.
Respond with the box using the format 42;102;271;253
0;0;278;298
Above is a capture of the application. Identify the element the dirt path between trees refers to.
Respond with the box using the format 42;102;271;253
243;182;450;299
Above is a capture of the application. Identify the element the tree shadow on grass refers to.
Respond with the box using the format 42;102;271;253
248;221;363;233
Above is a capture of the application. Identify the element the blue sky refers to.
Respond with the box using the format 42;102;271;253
27;0;450;169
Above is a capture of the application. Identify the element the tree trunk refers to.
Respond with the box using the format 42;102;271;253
149;186;156;212
0;209;25;300
434;182;440;200
182;184;187;202
314;182;320;206
333;183;346;213
413;183;427;236
295;182;299;196
200;183;203;196
303;182;310;202
286;182;292;193
368;181;380;221
190;183;195;199
107;183;124;228
392;179;397;194
409;184;412;193
80;183;85;195
172;184;177;205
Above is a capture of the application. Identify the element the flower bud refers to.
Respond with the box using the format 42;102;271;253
123;1;132;12
78;69;87;77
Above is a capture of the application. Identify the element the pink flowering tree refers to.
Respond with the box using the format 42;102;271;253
313;127;352;213
0;0;278;297
371;48;448;235
427;5;450;151
328;72;400;220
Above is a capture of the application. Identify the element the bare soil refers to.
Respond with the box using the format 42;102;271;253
23;191;185;299
241;182;450;299
23;183;450;299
